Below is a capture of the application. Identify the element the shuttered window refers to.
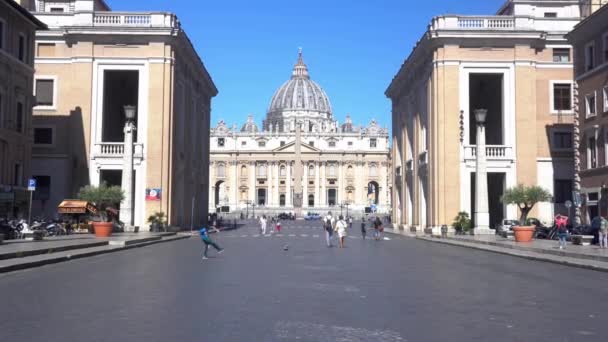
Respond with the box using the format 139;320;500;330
36;79;54;106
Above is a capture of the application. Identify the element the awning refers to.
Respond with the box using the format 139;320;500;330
57;200;98;214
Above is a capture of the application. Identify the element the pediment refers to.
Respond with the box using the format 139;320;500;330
273;141;321;153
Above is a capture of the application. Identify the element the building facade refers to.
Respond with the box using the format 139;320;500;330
0;0;46;218
567;3;608;222
388;0;582;233
22;0;217;228
209;51;390;217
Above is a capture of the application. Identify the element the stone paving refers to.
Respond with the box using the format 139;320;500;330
1;220;607;341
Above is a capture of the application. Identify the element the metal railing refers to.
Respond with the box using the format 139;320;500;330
93;143;144;158
464;145;513;160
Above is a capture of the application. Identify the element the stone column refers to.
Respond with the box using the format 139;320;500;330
267;162;273;208
274;162;280;207
286;161;292;207
337;161;344;205
232;160;238;208
120;120;135;229
249;161;256;204
303;162;308;208
315;162;320;208
320;162;327;206
474;109;492;235
209;161;215;208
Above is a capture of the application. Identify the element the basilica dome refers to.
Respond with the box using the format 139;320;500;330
265;50;333;131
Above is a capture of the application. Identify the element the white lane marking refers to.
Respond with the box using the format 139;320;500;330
383;237;391;241
313;234;320;238
289;234;296;237
253;234;260;237
241;235;248;237
274;321;405;341
301;234;308;237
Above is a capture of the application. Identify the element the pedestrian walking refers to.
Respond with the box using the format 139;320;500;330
276;219;282;233
361;220;367;239
348;217;353;229
335;215;348;248
199;226;224;260
259;215;267;235
373;216;383;241
323;211;335;247
555;214;568;250
599;215;608;249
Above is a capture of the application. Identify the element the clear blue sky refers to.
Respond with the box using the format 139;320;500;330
107;0;504;129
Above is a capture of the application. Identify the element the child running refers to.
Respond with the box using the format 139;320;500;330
199;226;224;260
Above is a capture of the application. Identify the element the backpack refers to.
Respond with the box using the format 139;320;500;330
600;218;608;232
324;218;333;232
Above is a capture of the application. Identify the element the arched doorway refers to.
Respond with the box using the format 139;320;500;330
215;181;227;207
280;194;286;207
367;181;380;205
308;194;315;207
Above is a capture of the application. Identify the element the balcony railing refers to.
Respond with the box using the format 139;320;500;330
430;15;579;33
93;143;144;159
464;145;513;160
33;11;179;29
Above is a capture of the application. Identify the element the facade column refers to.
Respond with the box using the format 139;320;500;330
337;161;344;205
303;161;308;208
232;160;238;208
286;161;292;206
474;109;492;235
267;161;273;207
249;161;256;204
315;162;320;208
356;161;364;207
320;162;327;206
274;162;280;207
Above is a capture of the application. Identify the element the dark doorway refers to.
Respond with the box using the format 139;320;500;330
470;172;506;228
215;181;225;207
100;170;121;187
102;70;139;142
280;194;286;207
308;194;314;207
257;188;266;206
469;74;503;145
328;189;337;206
368;181;380;205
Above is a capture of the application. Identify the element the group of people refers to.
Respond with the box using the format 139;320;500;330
258;215;282;235
322;212;384;248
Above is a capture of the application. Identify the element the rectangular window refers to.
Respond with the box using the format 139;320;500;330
348;141;353;146
241;141;246;146
552;83;572;111
309;141;314;147
586;93;597;117
329;141;336;147
588;136;597;169
50;7;65;12
217;138;225;147
588;192;599;201
280;141;285;146
544;12;557;18
0;21;4;50
552;48;570;63
553;131;572;149
18;34;26;62
34;127;53;145
258;141;265;147
13;164;21;186
585;42;595;71
554;180;573;204
16;102;24;133
370;139;377;148
33;176;51;200
35;79;55;107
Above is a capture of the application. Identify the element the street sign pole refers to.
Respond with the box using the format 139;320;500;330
27;178;36;226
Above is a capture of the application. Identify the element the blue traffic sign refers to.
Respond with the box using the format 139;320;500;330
28;178;36;191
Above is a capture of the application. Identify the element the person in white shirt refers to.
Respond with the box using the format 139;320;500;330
335;215;348;248
323;212;335;247
259;215;267;235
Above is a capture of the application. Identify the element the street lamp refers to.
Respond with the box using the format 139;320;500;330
473;109;491;235
120;105;137;231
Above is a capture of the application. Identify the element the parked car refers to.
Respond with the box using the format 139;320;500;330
495;219;520;237
304;213;322;221
278;212;295;220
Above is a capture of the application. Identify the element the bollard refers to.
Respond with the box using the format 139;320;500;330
441;225;448;239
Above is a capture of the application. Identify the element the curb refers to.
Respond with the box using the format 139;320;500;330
0;235;189;274
416;236;608;273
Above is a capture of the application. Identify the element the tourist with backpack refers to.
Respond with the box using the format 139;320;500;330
361;220;367;239
373;216;383;241
599;216;608;249
323;212;335;247
335;215;348;248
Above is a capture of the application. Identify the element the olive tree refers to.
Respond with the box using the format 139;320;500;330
501;184;552;224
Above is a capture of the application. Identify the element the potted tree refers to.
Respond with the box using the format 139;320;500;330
501;184;552;242
77;184;124;238
148;212;167;232
452;211;472;235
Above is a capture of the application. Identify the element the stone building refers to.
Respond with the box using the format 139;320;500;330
388;0;582;234
209;51;390;217
21;0;217;228
0;0;46;218
567;2;608;222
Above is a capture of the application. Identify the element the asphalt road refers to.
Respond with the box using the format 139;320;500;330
1;220;607;342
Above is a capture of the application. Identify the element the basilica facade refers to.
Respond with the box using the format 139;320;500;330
209;51;390;216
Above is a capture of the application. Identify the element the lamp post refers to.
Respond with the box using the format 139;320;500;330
120;105;136;231
473;109;492;235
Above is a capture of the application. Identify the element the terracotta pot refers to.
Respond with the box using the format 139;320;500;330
513;225;535;242
93;222;113;238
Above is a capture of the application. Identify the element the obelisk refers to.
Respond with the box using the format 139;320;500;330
293;123;303;217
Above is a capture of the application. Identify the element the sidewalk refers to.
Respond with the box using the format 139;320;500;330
0;232;189;274
384;228;608;272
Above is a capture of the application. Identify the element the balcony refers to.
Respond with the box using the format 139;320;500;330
92;142;144;160
33;11;179;30
430;15;579;33
464;145;514;161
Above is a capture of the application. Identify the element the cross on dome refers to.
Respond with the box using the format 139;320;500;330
292;48;310;79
